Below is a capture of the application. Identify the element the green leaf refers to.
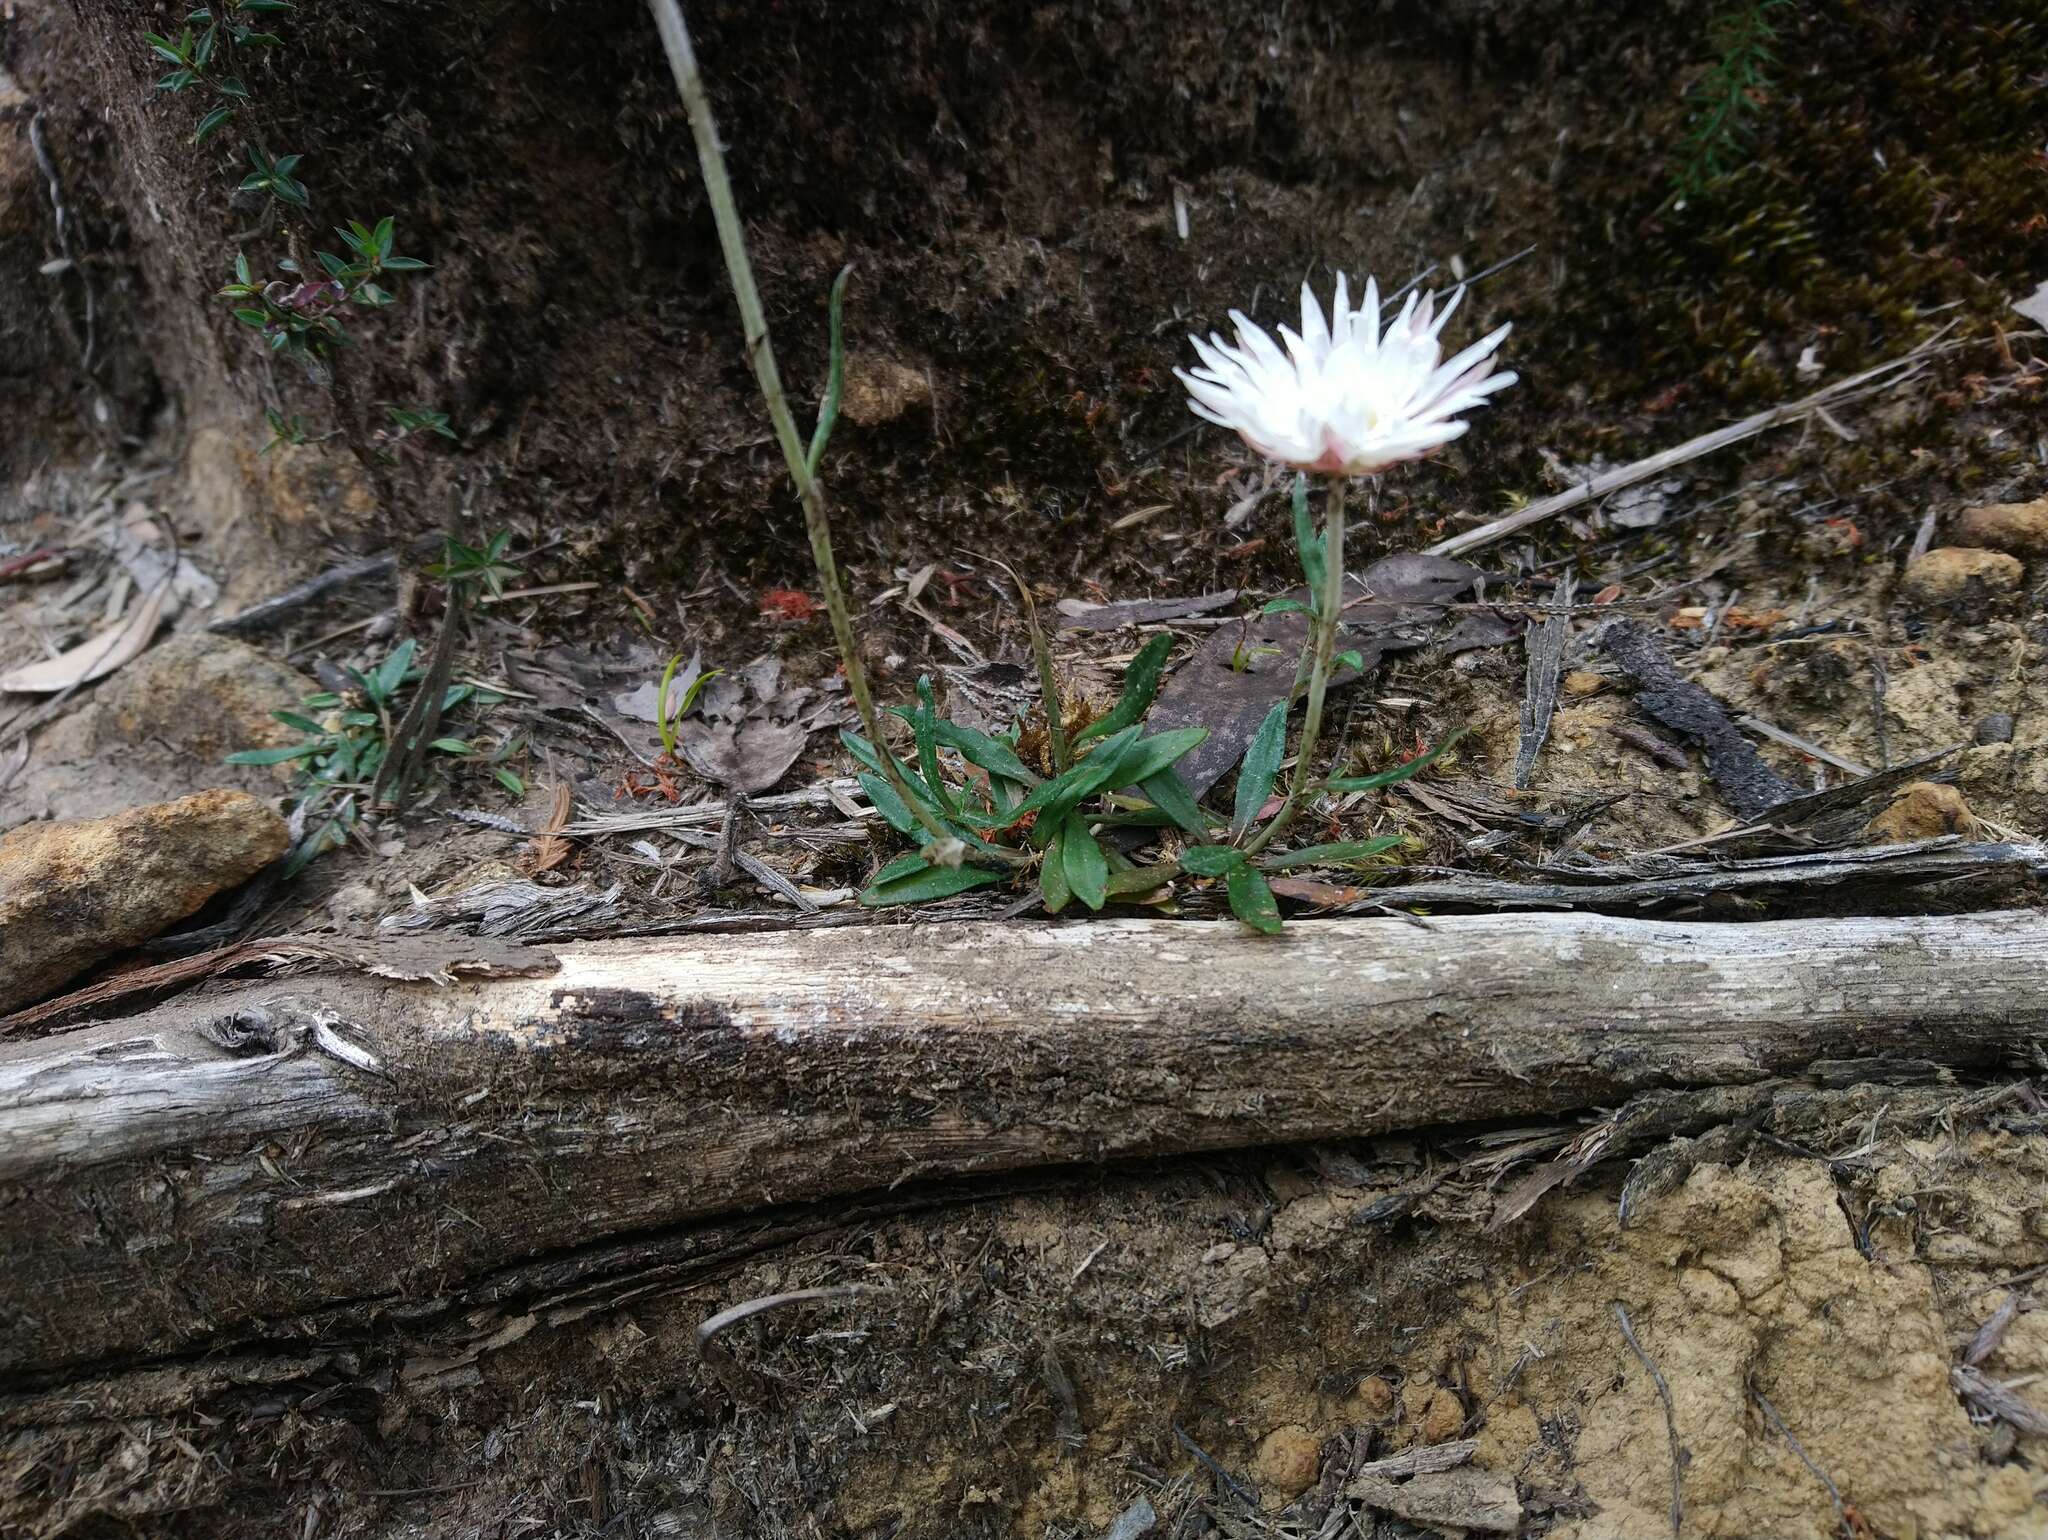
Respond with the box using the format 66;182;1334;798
270;710;323;733
1136;768;1211;835
381;255;429;271
1225;863;1283;934
234;250;253;286
892;712;1039;785
1333;650;1365;673
224;743;319;765
372;640;416;698
1260;597;1310;616
354;282;395;307
215;75;250;98
146;38;188;64
1102;725;1207;790
858;863;1008;907
1071;631;1174;749
192;104;235;144
1104;864;1174;897
858;771;917;834
1262;837;1404;871
193;23;218;65
237;0;295;12
1176;845;1244;878
1291;474;1324;601
155;68;198;90
372;215;395;256
272;176;310;209
1232;699;1289;836
1059;815;1109;911
979;724;1141;833
872;852;931;885
1038;823;1072;913
910;676;959;818
492;768;526;797
806;264;852;475
427;738;473;755
1323;728;1467;793
232;306;270;328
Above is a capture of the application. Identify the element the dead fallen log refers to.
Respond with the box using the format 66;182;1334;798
4;910;2046;1385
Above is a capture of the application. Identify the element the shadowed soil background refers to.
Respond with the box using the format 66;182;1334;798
2;0;2047;1535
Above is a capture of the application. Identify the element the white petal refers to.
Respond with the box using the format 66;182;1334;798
1426;285;1466;340
1298;281;1330;358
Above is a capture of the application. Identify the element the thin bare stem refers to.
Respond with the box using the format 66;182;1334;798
646;0;972;856
1245;478;1346;857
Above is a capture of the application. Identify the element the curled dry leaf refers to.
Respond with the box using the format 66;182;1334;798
0;582;174;694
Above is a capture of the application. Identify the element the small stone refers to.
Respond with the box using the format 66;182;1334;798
1421;1387;1466;1445
1900;547;2023;607
1251;1424;1322;1502
1975;713;2016;746
91;630;318;766
1866;781;1980;844
839;353;931;427
1955;497;2048;558
1355;1374;1397;1417
0;789;288;1011
1562;670;1605;697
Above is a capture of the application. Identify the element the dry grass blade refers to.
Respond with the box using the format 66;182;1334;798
1427;326;1962;560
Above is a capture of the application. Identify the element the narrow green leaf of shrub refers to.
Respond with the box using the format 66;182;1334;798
857;772;917;834
988;774;1024;816
1226;863;1283;934
270;710;323;733
1071;631;1173;748
1333;649;1365;673
806;264;852;475
1038;821;1071;913
904;677;959;818
1102;726;1208;790
1232;699;1289;836
492;768;525;796
215;75;250;99
427;738;473;755
224;743;320;766
1176;844;1243;878
1261;597;1309;617
858;863;1007;907
913;714;1040;785
1291;474;1324;601
1060;815;1109;911
1323;728;1467;792
977;724;1140;830
1137;768;1211;836
1104;864;1174;897
1262;837;1404;871
382;255;429;271
872;852;931;885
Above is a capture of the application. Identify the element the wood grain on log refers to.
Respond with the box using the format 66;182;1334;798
4;911;2045;1384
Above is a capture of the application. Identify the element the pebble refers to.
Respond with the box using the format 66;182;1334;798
1900;547;2023;606
1975;714;2015;746
1251;1424;1322;1501
1955;497;2048;558
1866;781;1980;844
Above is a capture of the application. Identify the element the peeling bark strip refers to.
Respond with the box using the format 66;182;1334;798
4;911;2047;1382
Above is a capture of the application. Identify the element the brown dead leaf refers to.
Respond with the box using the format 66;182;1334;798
0;581;173;694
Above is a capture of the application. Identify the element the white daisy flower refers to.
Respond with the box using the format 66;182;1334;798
1175;274;1517;475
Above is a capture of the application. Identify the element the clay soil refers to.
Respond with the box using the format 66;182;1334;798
3;0;2048;1535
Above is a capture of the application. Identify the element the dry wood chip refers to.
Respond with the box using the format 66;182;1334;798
1347;1467;1521;1532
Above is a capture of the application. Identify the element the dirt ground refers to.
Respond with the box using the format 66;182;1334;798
3;0;2048;1535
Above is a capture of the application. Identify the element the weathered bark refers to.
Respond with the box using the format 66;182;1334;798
4;910;2046;1386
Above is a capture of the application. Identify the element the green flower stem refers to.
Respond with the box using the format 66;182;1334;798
1245;477;1346;857
648;0;1018;863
